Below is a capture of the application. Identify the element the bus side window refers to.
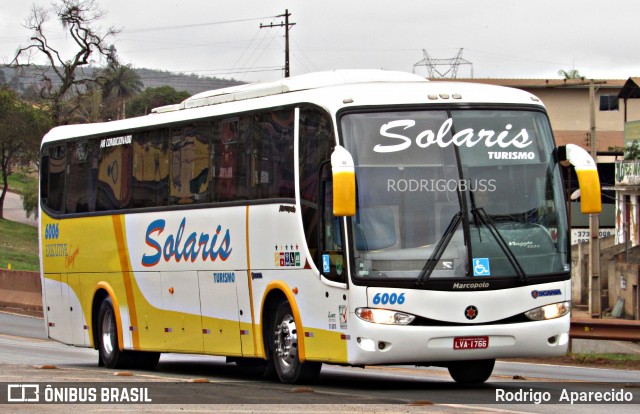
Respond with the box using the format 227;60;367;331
252;109;295;199
66;141;95;213
96;143;133;211
320;164;346;283
298;107;335;276
168;124;211;205
41;145;66;214
132;130;169;208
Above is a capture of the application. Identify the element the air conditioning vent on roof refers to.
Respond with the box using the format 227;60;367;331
149;69;427;112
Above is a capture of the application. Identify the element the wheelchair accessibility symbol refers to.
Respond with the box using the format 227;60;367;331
322;254;331;273
473;258;491;276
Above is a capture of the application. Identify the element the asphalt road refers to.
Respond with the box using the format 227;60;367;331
2;191;37;227
0;311;638;413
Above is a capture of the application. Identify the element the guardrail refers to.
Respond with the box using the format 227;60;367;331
570;318;640;342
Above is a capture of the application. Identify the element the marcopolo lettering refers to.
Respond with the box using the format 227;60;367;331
374;118;532;153
453;282;490;290
279;205;296;213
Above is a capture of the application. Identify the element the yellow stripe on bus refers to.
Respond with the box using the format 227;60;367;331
111;215;140;350
245;205;259;356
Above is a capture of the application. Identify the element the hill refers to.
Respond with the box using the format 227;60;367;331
0;66;245;97
131;68;244;95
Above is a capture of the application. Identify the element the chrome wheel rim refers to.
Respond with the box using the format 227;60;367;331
274;313;298;368
101;307;115;357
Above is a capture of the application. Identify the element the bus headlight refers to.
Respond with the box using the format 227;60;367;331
525;301;570;321
355;308;416;325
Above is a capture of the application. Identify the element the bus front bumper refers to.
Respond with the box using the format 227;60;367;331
346;314;570;366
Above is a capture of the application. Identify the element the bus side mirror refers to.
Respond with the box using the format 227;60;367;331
559;144;602;214
331;145;356;216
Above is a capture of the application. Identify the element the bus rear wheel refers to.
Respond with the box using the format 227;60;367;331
98;296;128;368
271;300;321;383
447;359;495;384
97;296;160;369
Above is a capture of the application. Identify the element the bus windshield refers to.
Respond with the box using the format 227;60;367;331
340;108;569;284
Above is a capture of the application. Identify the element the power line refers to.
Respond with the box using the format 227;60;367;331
124;16;276;33
259;10;295;77
413;48;473;79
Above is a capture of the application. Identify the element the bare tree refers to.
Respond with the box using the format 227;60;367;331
10;0;119;125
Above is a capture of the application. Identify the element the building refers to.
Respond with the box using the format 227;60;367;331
433;77;640;318
445;77;640;152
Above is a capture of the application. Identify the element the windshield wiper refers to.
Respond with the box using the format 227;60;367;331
472;207;528;283
416;211;463;286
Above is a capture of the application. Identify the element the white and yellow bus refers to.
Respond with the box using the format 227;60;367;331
39;70;600;384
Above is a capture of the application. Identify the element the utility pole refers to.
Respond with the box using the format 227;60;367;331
588;79;602;318
260;9;296;78
547;78;605;318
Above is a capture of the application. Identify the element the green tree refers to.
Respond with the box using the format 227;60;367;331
558;68;584;80
127;86;190;117
101;62;144;120
22;179;39;220
10;0;119;125
624;140;640;160
0;87;51;219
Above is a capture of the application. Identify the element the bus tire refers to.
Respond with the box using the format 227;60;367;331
271;300;321;383
97;296;161;370
132;351;161;370
97;296;130;368
447;359;495;384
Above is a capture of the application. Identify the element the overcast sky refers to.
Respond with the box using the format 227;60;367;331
1;0;639;85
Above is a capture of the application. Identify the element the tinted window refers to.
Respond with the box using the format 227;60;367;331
41;145;66;213
299;108;334;269
40;107;298;216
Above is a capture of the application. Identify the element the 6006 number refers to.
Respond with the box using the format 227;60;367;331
44;223;59;239
372;292;405;305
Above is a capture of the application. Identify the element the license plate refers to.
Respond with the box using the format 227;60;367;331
453;336;489;350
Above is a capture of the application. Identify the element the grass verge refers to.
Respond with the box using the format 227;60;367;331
0;219;39;271
504;352;640;371
2;171;37;195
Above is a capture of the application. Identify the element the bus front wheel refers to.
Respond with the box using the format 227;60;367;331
447;359;495;384
271;300;321;383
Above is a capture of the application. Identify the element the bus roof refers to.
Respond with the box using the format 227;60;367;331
41;69;544;145
169;69;427;112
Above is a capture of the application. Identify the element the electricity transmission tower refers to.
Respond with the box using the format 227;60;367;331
413;48;473;79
